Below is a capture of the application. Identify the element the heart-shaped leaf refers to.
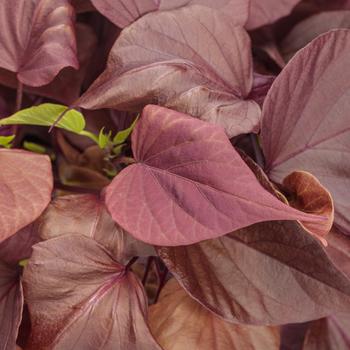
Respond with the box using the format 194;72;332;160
23;234;161;350
0;0;78;86
0;149;53;243
78;5;260;138
149;279;280;350
158;220;350;324
90;0;249;28
106;105;323;246
261;30;350;235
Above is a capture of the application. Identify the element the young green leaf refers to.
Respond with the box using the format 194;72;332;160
0;104;85;134
0;135;15;148
98;127;112;149
112;116;139;146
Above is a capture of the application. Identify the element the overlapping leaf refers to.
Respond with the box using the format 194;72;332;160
149;279;280;350
106;105;324;246
90;0;248;28
158;220;350;324
23;235;161;350
261;30;350;235
37;194;155;262
303;315;350;349
0;225;38;350
0;0;78;86
246;0;301;30
280;11;350;61
0;149;52;243
78;5;260;138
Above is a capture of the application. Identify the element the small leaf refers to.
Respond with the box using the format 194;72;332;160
112;116;139;145
23;141;46;154
283;171;334;245
0;135;15;148
97;127;112;149
149;279;280;350
0;104;85;134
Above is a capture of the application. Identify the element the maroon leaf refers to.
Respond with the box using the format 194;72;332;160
158;220;350;324
37;194;155;263
90;0;249;28
23;234;161;349
261;30;350;235
303;315;350;349
0;149;53;243
246;0;301;30
280;11;350;62
0;0;78;87
106;105;323;246
149;278;280;350
77;5;260;138
0;225;39;350
0;262;22;350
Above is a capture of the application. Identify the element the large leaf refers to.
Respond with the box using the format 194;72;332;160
149;279;280;350
23;234;161;350
303;315;350;349
0;0;78;86
158;220;350;324
37;194;155;263
106;105;323;246
0;149;52;243
78;5;260;138
261;30;350;235
90;0;249;28
280;11;350;61
246;0;301;30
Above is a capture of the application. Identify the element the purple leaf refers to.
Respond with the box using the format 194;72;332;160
158;220;350;324
0;150;53;243
90;0;249;28
0;0;78;87
23;234;161;349
247;0;301;30
261;29;350;235
37;194;155;263
77;5;260;138
105;105;323;246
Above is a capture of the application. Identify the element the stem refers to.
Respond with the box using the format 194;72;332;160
142;257;154;285
154;269;168;304
15;81;23;112
125;256;138;270
54;181;100;195
250;133;264;168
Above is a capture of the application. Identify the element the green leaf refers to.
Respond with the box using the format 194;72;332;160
98;127;112;149
112;116;139;145
23;141;47;154
0;135;15;148
113;143;125;156
0;103;85;134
